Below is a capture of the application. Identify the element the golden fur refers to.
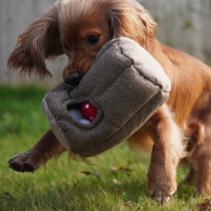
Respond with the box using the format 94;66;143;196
7;0;211;204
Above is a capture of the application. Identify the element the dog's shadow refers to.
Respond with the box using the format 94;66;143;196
1;171;197;211
1;172;151;210
2;149;197;210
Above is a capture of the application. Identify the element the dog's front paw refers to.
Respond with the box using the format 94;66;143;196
8;150;43;172
147;167;177;204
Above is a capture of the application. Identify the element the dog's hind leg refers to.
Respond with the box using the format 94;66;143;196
8;130;66;172
183;122;205;184
191;133;211;195
185;96;211;195
184;118;211;194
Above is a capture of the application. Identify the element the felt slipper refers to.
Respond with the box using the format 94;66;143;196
42;37;171;157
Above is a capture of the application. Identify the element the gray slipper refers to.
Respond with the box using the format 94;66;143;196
42;37;171;157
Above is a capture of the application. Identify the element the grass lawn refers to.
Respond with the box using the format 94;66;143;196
0;85;208;211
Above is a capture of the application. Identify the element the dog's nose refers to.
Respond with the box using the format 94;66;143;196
64;72;81;87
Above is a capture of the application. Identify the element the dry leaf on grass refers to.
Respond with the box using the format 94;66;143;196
113;178;121;185
115;188;120;196
111;166;119;171
81;171;92;175
81;171;101;179
120;166;132;171
197;199;211;210
110;166;132;172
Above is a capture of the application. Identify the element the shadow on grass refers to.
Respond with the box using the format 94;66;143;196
0;153;201;211
1;176;150;211
1;175;201;211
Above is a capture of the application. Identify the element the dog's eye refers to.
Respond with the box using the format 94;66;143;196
63;44;70;51
87;35;99;45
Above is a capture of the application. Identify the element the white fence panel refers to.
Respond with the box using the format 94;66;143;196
1;0;211;88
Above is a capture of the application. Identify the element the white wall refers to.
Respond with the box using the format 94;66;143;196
143;0;211;64
0;0;66;88
1;0;211;88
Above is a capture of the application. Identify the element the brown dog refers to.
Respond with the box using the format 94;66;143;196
7;0;211;204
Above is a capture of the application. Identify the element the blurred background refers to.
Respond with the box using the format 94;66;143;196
1;0;211;88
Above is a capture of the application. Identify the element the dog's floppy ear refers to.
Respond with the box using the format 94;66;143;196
109;0;157;50
7;1;63;78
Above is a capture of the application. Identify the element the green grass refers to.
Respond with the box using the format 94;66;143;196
0;86;207;211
